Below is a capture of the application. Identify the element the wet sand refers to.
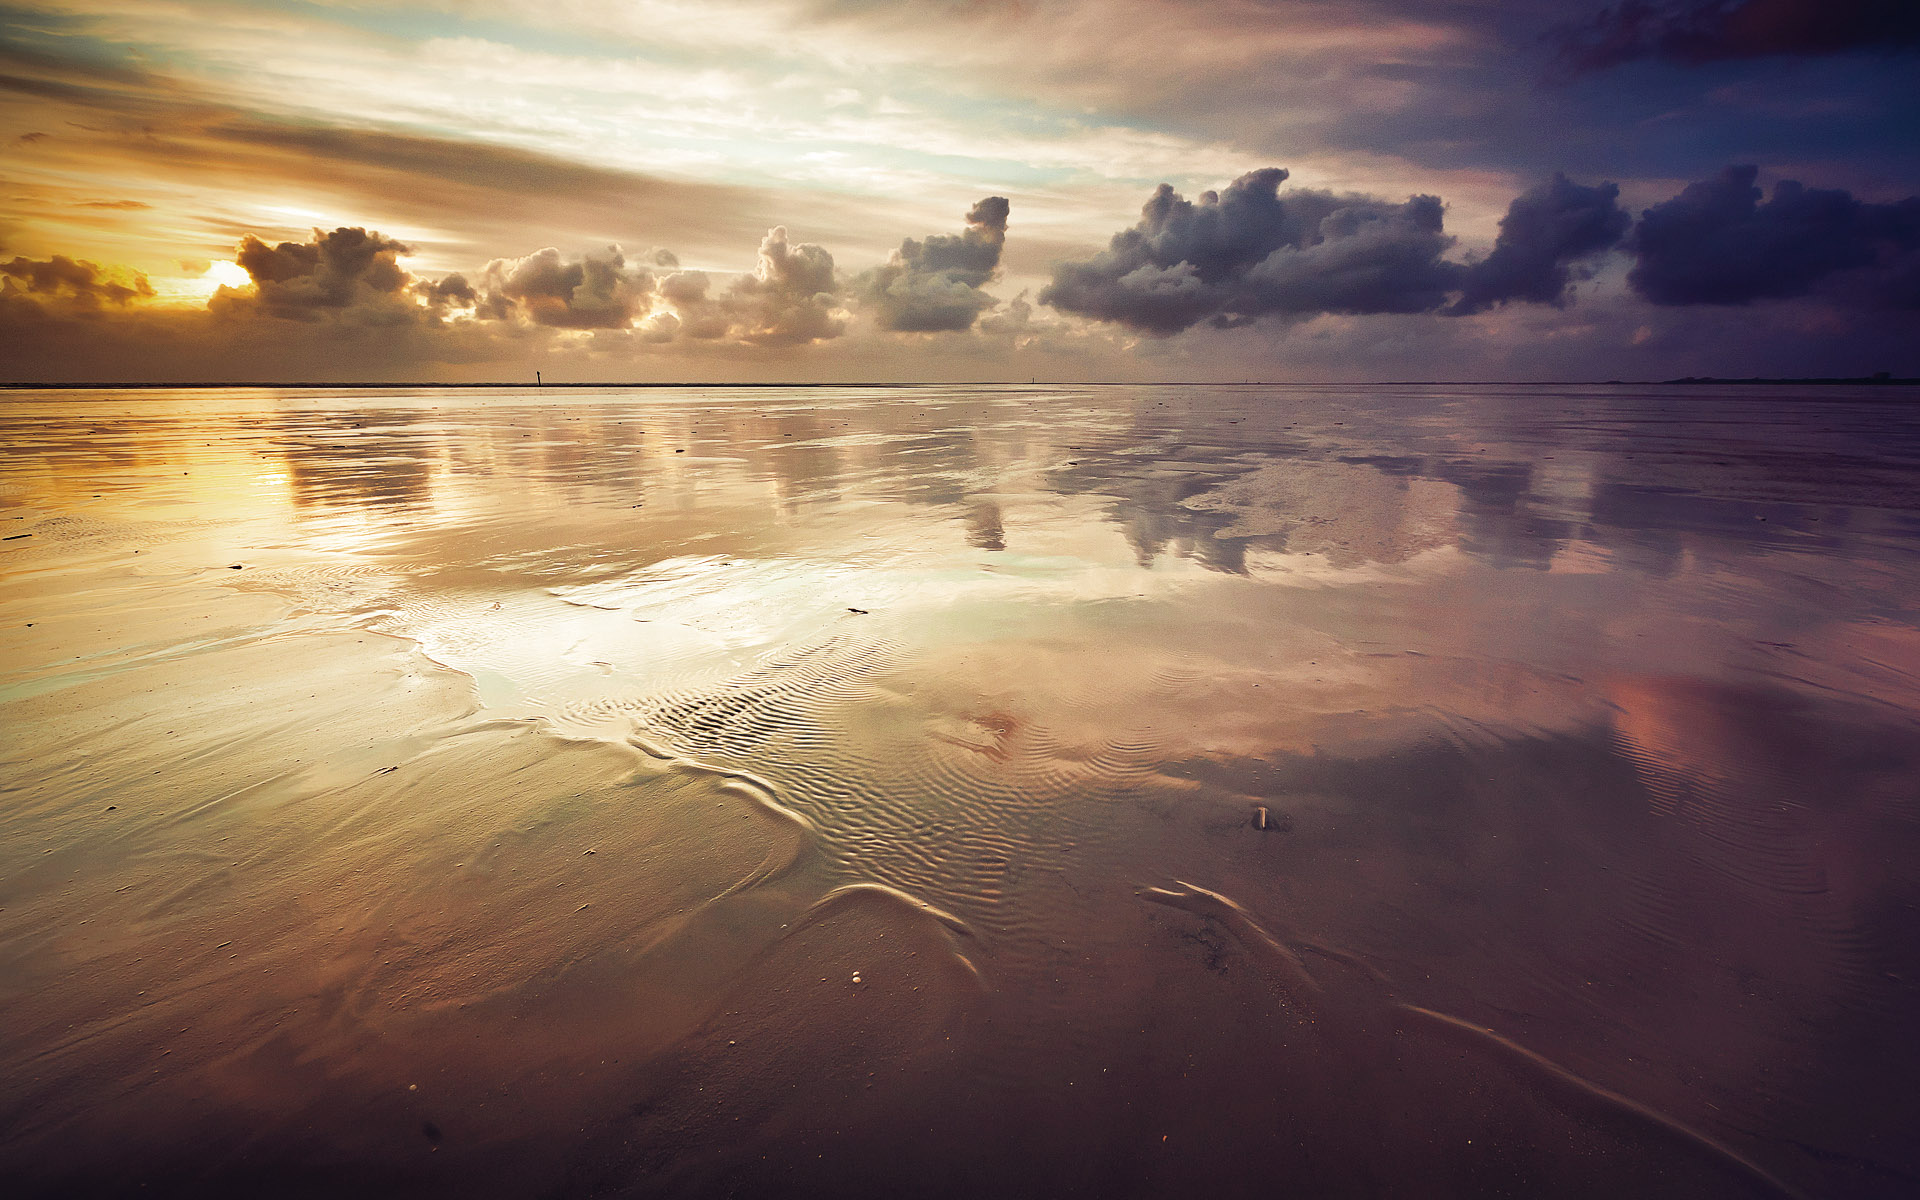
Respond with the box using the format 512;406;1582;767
3;383;1918;1198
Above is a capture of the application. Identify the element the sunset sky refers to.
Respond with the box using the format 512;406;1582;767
2;0;1916;382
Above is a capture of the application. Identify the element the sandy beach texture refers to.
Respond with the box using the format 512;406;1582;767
3;383;1918;1198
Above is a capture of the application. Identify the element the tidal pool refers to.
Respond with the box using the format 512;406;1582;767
2;383;1918;1198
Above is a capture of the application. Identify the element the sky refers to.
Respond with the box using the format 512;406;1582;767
1;0;1916;383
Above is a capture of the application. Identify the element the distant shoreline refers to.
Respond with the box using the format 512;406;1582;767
1662;375;1918;386
2;377;1915;390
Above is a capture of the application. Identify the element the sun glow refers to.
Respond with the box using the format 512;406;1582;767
205;260;253;290
145;259;255;304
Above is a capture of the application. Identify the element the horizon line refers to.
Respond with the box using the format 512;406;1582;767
4;377;1917;391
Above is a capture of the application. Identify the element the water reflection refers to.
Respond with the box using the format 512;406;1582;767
274;410;436;510
2;384;1919;1199
964;500;1005;551
9;384;1916;576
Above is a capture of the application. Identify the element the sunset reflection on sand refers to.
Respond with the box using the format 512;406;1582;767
3;383;1919;1199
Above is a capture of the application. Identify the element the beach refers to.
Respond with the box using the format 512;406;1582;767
3;383;1918;1198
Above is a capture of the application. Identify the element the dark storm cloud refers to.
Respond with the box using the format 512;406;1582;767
1627;165;1920;307
1450;174;1630;315
1554;0;1920;70
480;246;660;329
229;227;413;321
1231;194;1459;323
860;196;1010;332
1040;169;1464;335
1044;168;1631;334
1;254;153;308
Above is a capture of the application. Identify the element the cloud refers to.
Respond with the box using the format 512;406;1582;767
6;152;1914;387
1627;165;1920;307
653;271;731;339
0;247;504;384
1044;164;1910;330
480;245;666;329
1553;0;1920;71
415;273;477;310
210;124;772;248
174;219;850;348
860;196;1010;332
463;227;845;345
1040;168;1464;334
1;254;153;309
0;42;782;268
1449;174;1630;314
719;226;845;345
1231;193;1460;322
224;227;415;322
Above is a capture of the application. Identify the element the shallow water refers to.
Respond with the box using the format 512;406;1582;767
2;383;1918;1198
